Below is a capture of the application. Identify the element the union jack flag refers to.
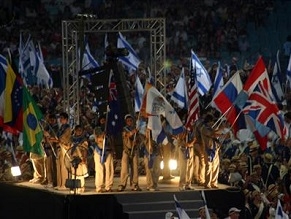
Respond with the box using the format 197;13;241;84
243;82;284;139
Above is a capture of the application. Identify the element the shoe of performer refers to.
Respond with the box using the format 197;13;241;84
117;185;125;192
105;188;112;192
96;188;104;193
184;185;193;190
57;186;67;191
162;175;175;180
149;187;159;192
211;185;218;189
40;179;48;185
29;178;42;184
132;185;142;191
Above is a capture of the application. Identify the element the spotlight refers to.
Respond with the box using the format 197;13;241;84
11;166;21;177
169;159;177;170
160;160;164;170
160;159;178;171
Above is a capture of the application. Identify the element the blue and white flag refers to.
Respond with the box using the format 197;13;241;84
174;195;191;219
145;84;184;135
191;50;212;96
19;34;36;86
82;42;99;71
211;61;224;108
171;67;188;109
80;42;100;82
135;75;144;112
147;115;168;145
35;42;53;88
213;61;224;96
271;51;284;104
286;54;291;90
275;199;289;219
117;32;141;75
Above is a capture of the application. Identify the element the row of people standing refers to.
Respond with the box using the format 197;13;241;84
28;109;226;193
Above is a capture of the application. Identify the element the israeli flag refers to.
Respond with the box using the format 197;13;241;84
191;50;212;96
117;32;141;74
171;67;188;109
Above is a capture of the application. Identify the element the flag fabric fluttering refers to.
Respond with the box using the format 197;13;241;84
275;199;289;219
19;35;35;86
190;50;212;96
171;67;188;109
242;83;284;139
80;41;100;83
107;70;122;136
35;42;53;88
19;34;53;88
0;55;7;127
144;83;184;135
213;61;224;96
147;115;168;145
22;86;44;155
3;55;23;134
244;114;269;150
117;32;141;74
82;42;100;71
212;72;243;133
235;56;272;109
173;195;191;219
135;75;144;112
271;51;284;104
185;66;200;129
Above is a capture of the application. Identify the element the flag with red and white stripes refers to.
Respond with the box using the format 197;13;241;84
185;68;199;129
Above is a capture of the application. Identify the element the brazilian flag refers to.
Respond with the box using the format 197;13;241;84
22;87;44;155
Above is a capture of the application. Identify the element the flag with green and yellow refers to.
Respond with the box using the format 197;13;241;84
22;86;44;155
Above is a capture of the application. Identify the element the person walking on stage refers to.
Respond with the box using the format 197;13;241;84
118;114;141;192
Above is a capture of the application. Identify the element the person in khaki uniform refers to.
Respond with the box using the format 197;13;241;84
193;117;206;186
200;114;222;189
93;126;115;193
143;129;162;191
118;114;141;192
50;112;72;190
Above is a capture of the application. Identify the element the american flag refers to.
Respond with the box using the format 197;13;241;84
185;68;199;129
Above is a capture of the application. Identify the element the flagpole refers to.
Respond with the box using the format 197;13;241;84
130;73;148;158
101;70;113;162
212;105;233;129
39;120;57;158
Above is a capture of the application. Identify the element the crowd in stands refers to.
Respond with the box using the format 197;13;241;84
1;0;291;218
0;0;277;66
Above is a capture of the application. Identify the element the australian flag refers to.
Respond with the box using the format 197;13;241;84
107;70;122;136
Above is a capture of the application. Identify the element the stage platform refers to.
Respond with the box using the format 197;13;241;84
0;176;245;219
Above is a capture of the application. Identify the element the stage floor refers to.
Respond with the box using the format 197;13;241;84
15;175;230;195
0;176;244;219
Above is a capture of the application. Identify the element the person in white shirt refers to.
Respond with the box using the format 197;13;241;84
225;207;241;219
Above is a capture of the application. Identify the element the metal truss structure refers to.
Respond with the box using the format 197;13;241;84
62;18;166;125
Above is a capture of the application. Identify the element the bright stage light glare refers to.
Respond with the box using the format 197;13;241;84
160;161;164;170
169;159;177;170
160;159;178;170
11;166;21;177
